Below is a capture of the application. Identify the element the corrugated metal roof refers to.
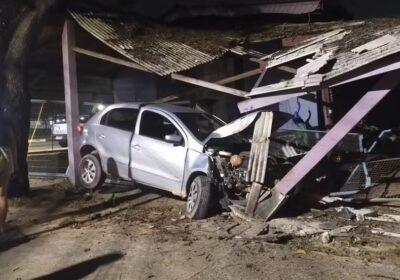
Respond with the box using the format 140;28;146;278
71;12;228;76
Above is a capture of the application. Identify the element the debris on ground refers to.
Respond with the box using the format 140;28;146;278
335;207;377;221
268;218;325;237
371;228;400;238
2;177;400;279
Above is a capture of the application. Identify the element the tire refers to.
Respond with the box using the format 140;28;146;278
78;153;106;190
186;175;212;220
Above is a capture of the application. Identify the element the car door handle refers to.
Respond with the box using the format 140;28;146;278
132;144;141;151
99;134;106;139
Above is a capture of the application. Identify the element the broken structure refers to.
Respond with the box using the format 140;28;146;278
60;11;400;219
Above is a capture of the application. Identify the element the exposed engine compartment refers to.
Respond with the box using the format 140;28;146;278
212;150;251;198
207;145;297;202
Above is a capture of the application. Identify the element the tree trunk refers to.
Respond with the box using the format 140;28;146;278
1;0;57;197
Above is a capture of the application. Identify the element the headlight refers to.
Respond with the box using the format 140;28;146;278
333;153;342;163
230;155;242;167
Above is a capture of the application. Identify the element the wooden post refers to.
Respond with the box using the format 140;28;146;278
62;20;81;186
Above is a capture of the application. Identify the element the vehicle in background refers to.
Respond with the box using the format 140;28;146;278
52;114;90;147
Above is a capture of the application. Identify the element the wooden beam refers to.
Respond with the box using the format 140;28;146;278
253;68;267;89
237;92;307;114
250;57;297;74
215;68;262;85
332;60;400;87
73;47;149;72
62;20;81;186
171;73;248;98
277;65;297;74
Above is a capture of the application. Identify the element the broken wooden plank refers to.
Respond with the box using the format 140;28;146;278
332;60;400;87
246;182;263;216
237;92;308;113
262;29;345;61
352;34;396;54
365;214;400;223
277;65;297;74
253;67;268;89
371;228;400;238
296;51;335;77
171;73;248;98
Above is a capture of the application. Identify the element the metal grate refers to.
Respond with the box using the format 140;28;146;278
344;158;400;189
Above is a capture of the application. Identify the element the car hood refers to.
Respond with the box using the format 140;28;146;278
202;111;293;145
203;112;260;144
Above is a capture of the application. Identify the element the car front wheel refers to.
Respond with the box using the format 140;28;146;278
78;153;106;190
186;175;212;219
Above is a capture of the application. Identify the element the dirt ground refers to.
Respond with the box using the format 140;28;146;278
0;177;400;280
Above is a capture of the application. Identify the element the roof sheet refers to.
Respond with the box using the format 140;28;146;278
71;12;230;76
71;11;367;77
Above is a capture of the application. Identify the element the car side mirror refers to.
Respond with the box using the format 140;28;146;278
165;134;183;145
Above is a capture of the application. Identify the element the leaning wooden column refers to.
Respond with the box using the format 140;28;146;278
246;112;273;216
62;19;81;186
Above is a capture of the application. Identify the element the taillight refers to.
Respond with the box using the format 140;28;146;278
77;125;84;135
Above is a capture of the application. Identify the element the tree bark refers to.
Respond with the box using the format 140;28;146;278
1;0;57;196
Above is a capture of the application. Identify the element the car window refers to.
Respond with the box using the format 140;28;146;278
100;108;139;131
175;112;224;141
140;111;183;142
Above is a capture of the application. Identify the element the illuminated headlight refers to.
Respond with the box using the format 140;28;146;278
230;155;242;167
334;154;342;163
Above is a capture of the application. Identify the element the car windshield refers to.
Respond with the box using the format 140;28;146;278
175;112;225;141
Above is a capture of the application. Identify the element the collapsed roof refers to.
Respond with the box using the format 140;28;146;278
71;11;377;77
249;19;400;97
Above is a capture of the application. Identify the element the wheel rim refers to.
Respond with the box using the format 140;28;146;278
81;158;96;184
187;180;199;213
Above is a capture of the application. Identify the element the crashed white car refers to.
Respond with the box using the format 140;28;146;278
78;103;273;219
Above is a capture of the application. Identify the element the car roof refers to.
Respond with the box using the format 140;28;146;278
104;103;142;110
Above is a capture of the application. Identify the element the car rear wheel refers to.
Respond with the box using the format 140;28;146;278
78;153;106;190
186;175;212;220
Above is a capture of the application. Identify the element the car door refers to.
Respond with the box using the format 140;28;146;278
96;108;138;180
130;110;187;194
